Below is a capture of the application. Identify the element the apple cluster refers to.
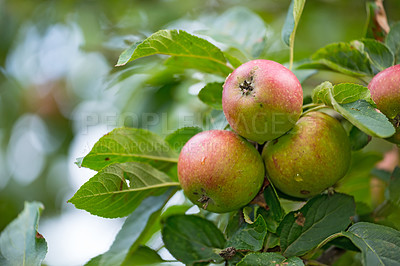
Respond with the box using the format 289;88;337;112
178;59;399;213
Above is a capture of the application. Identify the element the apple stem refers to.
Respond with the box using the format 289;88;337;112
289;45;294;71
302;103;322;110
301;105;328;116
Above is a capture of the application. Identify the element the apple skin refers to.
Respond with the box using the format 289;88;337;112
178;130;265;213
262;112;351;198
368;64;400;120
222;59;303;144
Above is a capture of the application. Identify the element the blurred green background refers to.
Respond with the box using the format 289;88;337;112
1;0;399;265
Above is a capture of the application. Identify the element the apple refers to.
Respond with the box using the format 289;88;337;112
368;64;400;145
368;64;400;120
178;130;265;213
222;59;303;144
262;111;351;198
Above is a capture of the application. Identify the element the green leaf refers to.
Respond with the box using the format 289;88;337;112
164;56;232;76
69;162;179;218
342;222;400;266
243;206;256;224
282;0;306;47
385;205;400;232
88;246;166;266
386;22;400;64
297;60;332;72
331;83;373;105
311;82;394;138
311;42;374;76
198;7;270;59
333;100;395;138
116;29;233;75
122;246;165;266
356;39;394;73
204;110;229;130
364;2;388;42
325;236;360;252
162;215;226;265
129;203;193;256
160;204;193;221
140;202;194;248
225;211;245;239
225;215;267;252
165;126;202;153
257;184;285;233
264;232;280;250
116;42;141;66
292;67;317;84
389;167;400;208
311;81;333;105
226;254;245;266
81;127;179;171
0;202;47;266
278;193;355;257
305;38;394;76
264;184;285;222
372;198;400;231
198;82;224;110
371;168;392;183
224;51;243;68
349;126;371;151
85;192;170;266
237;252;304;266
105;60;161;89
163;164;178;183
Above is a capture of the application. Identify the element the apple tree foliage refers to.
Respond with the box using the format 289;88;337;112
1;0;400;265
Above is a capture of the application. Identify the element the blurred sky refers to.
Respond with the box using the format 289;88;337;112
0;0;399;265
